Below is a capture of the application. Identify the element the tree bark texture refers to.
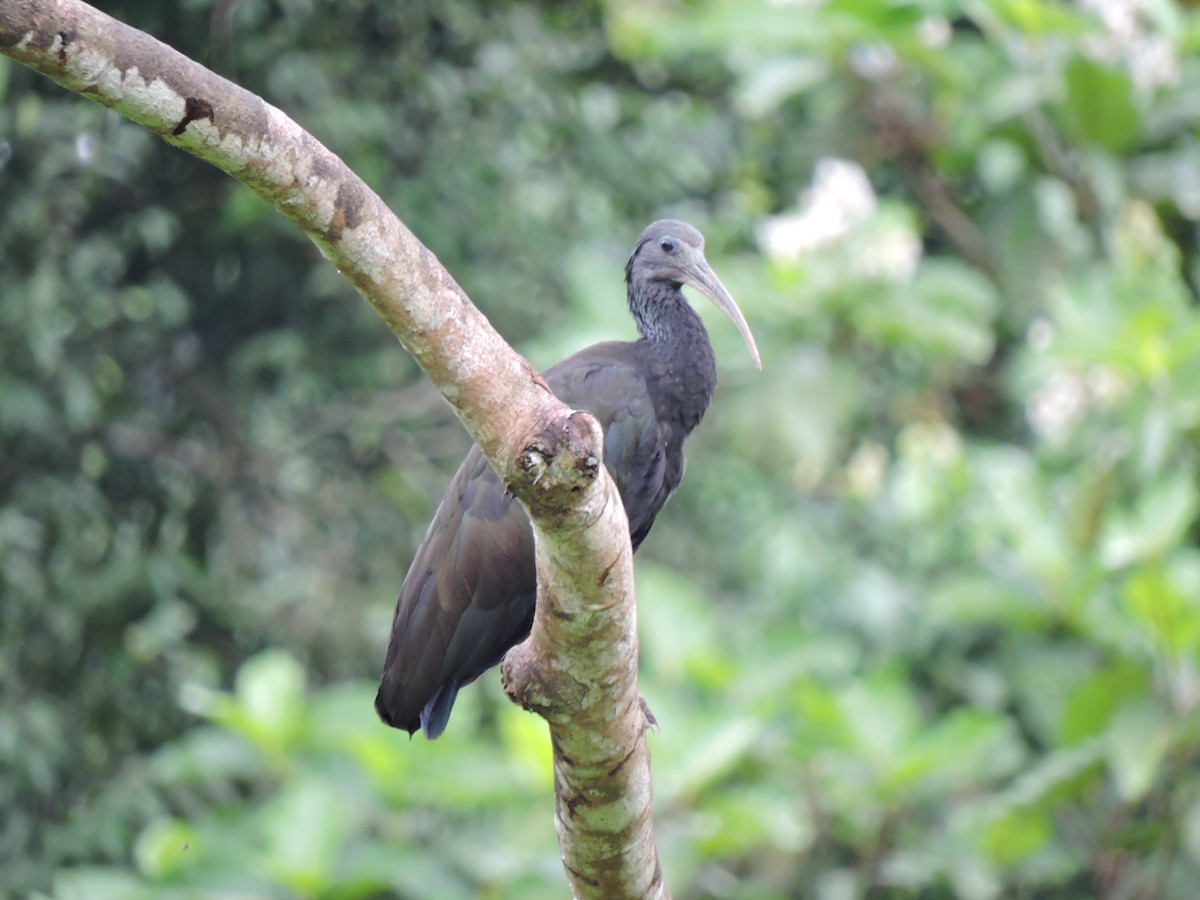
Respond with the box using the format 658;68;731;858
0;2;668;897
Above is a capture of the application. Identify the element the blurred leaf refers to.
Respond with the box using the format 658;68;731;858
853;259;997;364
897;708;1024;794
661;717;764;801
792;678;853;755
1001;738;1105;809
260;776;351;892
986;0;1092;35
1121;562;1200;656
839;672;921;781
1060;659;1150;744
696;786;816;856
926;576;1052;629
1062;56;1140;152
734;55;829;118
498;703;555;790
1104;702;1173;803
637;562;731;689
235;650;308;747
982;807;1053;865
150;725;265;784
1066;458;1117;553
134;818;198;879
1101;475;1198;569
125;599;197;662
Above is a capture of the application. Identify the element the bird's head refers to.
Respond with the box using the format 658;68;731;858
627;220;762;371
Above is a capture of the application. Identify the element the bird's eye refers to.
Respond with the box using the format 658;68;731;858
659;237;675;253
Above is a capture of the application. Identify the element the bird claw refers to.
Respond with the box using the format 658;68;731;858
518;442;550;485
639;694;660;733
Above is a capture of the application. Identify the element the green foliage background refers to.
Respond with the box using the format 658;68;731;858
4;0;1200;897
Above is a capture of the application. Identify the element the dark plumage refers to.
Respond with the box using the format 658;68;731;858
376;220;760;738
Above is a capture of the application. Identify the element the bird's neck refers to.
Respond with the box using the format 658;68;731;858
628;278;718;433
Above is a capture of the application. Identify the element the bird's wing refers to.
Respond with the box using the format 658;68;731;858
545;347;669;548
375;445;536;735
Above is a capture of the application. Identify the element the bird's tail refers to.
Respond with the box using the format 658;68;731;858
419;681;460;740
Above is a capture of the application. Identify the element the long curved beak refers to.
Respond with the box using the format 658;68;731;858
681;251;762;371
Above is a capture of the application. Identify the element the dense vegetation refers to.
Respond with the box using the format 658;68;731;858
4;0;1200;896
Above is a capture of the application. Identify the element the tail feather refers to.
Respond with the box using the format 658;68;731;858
374;685;419;736
419;681;460;740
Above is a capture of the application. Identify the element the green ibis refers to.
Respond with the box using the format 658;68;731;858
376;220;760;738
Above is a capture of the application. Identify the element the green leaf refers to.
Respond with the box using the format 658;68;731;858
185;651;309;754
1062;56;1141;151
859;259;998;364
1002;738;1105;808
260;777;351;893
1101;474;1198;568
838;673;921;782
1060;659;1151;744
53;868;157;900
696;786;816;856
894;709;1024;794
134;818;199;879
661;717;764;800
1121;562;1200;655
734;56;829;118
1104;702;1173;803
637;562;730;688
981;807;1053;864
926;575;1052;629
234;650;308;748
498;702;555;790
792;679;853;753
986;0;1093;35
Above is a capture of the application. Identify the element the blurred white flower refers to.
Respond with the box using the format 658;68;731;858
1077;0;1179;93
1027;370;1089;442
758;158;877;259
1078;0;1139;41
857;224;922;282
759;158;922;281
849;43;899;81
917;16;951;49
1126;33;1179;94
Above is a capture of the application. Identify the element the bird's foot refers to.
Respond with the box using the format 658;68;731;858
638;694;660;733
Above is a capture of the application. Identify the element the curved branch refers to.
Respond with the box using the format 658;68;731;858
0;2;667;897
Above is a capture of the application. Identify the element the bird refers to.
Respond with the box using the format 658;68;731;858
376;220;761;738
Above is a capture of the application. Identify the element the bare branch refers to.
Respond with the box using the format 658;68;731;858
0;1;667;896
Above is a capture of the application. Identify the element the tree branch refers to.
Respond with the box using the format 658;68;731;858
0;2;667;896
502;413;664;898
